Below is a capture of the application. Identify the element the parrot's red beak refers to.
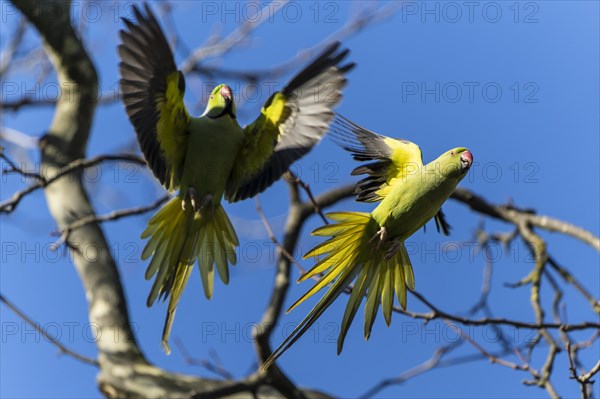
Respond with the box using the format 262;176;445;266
219;84;235;119
460;150;473;171
220;85;233;102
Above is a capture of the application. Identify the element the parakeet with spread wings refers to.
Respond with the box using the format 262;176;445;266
118;3;354;353
263;115;473;369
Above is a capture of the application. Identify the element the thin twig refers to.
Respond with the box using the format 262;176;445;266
289;171;328;225
444;320;529;371
567;342;599;399
406;291;598;332
361;340;544;398
255;196;305;274
174;338;234;380
360;343;460;399
0;153;146;213
1;151;45;182
451;188;600;251
253;180;307;399
0;19;27;79
516;222;560;398
51;195;170;250
179;1;289;74
1;92;118;111
547;256;600;313
0;293;99;366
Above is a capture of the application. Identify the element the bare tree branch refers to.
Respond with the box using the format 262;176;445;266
8;1;328;398
360;344;460;399
0;152;146;213
252;179;357;395
174;338;235;381
182;1;403;88
0;19;27;79
51;195;170;250
255;195;305;274
4;1;597;398
0;292;99;366
547;256;600;314
253;181;310;399
252;175;597;399
451;188;600;251
406;290;598;332
567;342;600;399
179;1;290;74
290;171;329;225
447;320;529;372
1;93;118;111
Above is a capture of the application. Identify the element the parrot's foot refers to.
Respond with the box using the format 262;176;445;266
181;187;214;215
181;187;200;211
369;226;388;249
385;239;402;260
197;193;214;215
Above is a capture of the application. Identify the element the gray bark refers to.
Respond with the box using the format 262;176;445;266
11;1;330;397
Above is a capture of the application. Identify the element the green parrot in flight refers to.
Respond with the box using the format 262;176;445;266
118;4;354;353
263;115;473;369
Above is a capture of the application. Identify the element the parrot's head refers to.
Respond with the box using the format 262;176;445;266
204;84;237;119
437;147;473;180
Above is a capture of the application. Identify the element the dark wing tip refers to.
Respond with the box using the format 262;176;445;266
143;2;153;15
325;40;341;51
329;114;390;158
132;3;146;21
339;62;357;74
283;42;354;95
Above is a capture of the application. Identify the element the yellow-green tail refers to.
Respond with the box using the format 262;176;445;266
141;197;239;354
262;211;414;370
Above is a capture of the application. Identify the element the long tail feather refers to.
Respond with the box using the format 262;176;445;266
381;259;394;326
263;211;417;369
263;212;372;369
261;266;359;371
364;261;382;339
141;198;239;353
337;266;369;354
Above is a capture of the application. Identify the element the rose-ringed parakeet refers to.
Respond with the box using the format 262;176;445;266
263;115;473;368
117;4;354;353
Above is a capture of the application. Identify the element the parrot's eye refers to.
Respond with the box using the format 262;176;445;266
210;95;214;100
450;151;455;156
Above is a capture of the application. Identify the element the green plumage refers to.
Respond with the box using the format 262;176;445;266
263;115;473;369
118;4;354;352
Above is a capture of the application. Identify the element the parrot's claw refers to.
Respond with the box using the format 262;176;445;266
182;187;202;212
377;226;388;243
385;239;402;260
182;187;214;215
370;226;388;249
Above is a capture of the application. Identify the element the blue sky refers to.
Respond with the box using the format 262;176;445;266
1;1;599;398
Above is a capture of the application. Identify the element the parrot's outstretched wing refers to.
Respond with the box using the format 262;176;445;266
330;114;424;202
332;115;451;234
118;3;190;191
225;42;355;202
